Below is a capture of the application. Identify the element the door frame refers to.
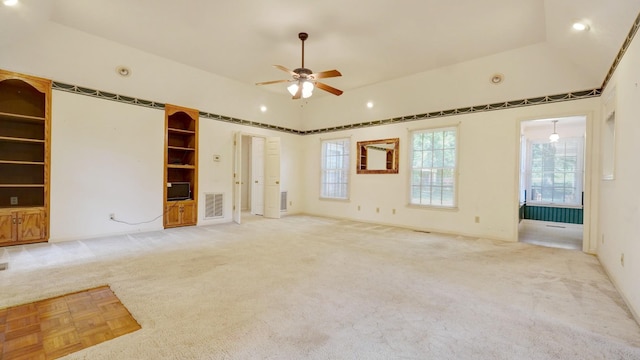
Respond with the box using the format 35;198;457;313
233;132;280;224
515;112;595;253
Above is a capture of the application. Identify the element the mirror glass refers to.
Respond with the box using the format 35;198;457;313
357;138;399;174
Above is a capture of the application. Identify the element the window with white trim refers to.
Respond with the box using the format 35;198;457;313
527;137;584;205
321;138;350;199
410;127;457;207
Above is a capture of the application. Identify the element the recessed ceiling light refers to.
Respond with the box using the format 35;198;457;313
366;101;374;109
490;73;504;85
572;22;589;31
116;66;131;77
3;0;18;6
260;105;267;112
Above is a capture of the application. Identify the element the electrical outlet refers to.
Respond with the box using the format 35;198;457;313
357;205;361;211
109;213;115;220
10;196;18;205
392;209;396;215
621;253;624;267
376;207;380;213
289;201;292;206
475;216;480;223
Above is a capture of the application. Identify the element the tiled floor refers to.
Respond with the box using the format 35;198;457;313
0;286;140;360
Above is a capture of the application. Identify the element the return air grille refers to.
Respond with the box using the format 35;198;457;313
205;193;223;218
280;191;287;212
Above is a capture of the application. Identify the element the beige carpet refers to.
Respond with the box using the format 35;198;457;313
1;215;639;359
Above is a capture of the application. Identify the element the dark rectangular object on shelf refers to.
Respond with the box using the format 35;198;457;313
167;182;191;201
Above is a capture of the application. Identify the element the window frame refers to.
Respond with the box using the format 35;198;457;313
320;137;351;200
408;126;459;209
525;136;584;207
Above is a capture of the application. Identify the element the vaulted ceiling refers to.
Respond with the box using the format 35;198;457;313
2;0;639;98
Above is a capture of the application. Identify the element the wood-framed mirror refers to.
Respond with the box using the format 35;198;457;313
357;138;399;174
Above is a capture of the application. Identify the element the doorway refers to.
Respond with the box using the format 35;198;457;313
233;133;281;224
517;116;587;250
240;135;265;215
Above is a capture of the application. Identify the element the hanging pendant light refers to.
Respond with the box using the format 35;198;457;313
549;120;560;142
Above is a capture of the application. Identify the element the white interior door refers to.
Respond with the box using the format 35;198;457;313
232;132;242;224
264;137;281;219
241;136;251;211
251;137;265;215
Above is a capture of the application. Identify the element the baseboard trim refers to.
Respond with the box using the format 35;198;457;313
597;255;640;327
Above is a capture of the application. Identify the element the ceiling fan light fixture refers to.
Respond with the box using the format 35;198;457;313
287;80;314;98
302;81;314;98
287;82;298;96
256;32;342;99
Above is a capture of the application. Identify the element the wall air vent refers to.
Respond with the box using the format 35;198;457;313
205;193;224;218
281;191;287;212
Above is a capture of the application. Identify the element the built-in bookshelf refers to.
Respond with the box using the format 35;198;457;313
0;70;51;245
164;104;198;228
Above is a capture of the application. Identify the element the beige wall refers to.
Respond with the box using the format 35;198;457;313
302;98;600;242
597;28;640;322
50;90;303;242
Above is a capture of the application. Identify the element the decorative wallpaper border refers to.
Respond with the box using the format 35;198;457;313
51;10;639;136
52;82;302;135
198;111;303;135
303;89;602;135
53;81;601;136
52;82;165;109
601;10;640;90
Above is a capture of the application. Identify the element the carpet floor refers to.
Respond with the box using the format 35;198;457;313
0;215;639;359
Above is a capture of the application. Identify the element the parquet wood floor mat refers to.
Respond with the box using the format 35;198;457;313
0;286;140;359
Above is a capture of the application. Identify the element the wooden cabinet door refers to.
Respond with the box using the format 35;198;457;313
0;212;16;243
165;203;182;227
17;209;45;241
181;202;197;226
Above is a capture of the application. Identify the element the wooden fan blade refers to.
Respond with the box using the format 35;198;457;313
315;82;343;96
310;69;342;79
273;65;296;76
256;79;289;86
292;83;303;99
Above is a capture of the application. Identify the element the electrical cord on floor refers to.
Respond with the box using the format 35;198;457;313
109;201;180;225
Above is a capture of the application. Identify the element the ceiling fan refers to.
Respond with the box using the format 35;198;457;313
256;32;343;99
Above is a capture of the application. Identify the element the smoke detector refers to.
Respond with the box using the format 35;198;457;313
490;73;504;85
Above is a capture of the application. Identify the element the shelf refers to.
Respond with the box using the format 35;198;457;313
0;160;44;165
167;164;196;169
0;111;45;122
0;136;45;143
168;128;195;135
168;146;195;151
0;184;45;188
166;199;195;204
0;205;44;210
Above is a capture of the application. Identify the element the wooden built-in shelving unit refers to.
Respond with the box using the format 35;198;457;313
164;104;198;228
0;70;51;245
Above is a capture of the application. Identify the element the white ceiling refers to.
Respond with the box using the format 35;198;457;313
2;0;640;97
